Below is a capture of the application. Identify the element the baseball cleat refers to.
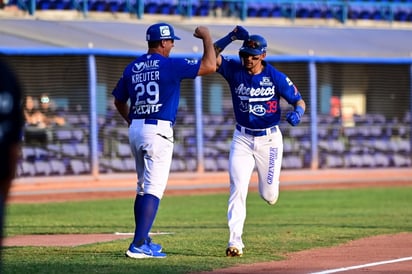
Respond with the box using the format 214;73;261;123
226;246;243;257
125;243;166;259
146;237;162;253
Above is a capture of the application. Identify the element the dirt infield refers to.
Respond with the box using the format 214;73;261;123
5;169;412;273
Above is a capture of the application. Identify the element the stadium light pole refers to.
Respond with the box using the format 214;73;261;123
88;47;99;178
195;75;205;173
309;53;319;170
410;60;412;163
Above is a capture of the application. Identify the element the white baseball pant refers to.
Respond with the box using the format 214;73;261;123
227;125;283;250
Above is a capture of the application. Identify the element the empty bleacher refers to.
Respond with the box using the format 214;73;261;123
7;0;412;23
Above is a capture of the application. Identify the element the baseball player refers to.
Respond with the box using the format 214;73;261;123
0;59;24;264
112;22;215;258
213;26;306;257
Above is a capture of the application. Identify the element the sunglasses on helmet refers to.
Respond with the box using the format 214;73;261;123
245;40;260;49
239;52;261;60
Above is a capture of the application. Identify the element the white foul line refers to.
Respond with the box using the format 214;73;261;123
310;256;412;274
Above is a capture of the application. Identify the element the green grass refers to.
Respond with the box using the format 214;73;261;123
3;186;412;274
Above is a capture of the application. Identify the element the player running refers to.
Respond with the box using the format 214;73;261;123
213;26;306;257
112;22;215;258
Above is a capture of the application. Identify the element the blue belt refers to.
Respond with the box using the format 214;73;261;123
144;119;158;125
143;119;172;127
236;124;278;137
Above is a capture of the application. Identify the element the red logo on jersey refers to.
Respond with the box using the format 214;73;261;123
293;85;298;95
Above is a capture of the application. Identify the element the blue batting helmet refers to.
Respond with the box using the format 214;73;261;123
146;22;181;42
239;35;267;55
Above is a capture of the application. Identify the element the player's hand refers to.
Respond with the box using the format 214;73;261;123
286;111;301;126
193;26;210;39
229;26;249;41
286;106;304;126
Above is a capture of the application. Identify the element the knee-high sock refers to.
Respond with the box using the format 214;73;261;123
133;193;143;234
133;194;160;246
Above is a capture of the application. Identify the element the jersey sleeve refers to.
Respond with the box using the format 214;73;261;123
111;73;130;103
276;71;302;105
171;57;201;80
217;55;238;81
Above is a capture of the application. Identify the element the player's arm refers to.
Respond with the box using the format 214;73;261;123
114;98;131;126
214;26;249;69
193;26;216;76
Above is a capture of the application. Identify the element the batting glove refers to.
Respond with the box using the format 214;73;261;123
214;26;249;52
286;106;304;126
230;26;249;41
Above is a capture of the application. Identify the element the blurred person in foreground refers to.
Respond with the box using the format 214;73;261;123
0;59;24;263
213;26;306;257
112;22;215;258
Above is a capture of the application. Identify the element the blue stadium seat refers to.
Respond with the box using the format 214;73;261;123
90;0;107;11
144;2;158;14
271;5;282;17
257;7;271;17
247;6;258;17
158;2;172;14
310;7;322;18
296;4;310;18
359;8;372;19
196;3;209;16
37;0;51;10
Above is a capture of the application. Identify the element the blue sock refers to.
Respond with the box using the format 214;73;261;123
133;194;160;247
133;193;143;233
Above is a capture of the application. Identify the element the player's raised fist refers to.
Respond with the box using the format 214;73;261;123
230;26;249;41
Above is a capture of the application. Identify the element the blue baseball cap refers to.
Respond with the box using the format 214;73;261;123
146;23;181;42
239;35;267;55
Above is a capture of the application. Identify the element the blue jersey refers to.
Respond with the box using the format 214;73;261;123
112;53;201;124
217;56;302;129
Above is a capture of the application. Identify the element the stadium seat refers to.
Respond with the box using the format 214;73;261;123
196;3;209;16
145;2;158;14
90;0;107;11
50;159;67;175
19;161;36;177
270;6;282;17
204;157;218;171
22;146;36;161
296;5;310;18
117;143;132;158
34;161;52;176
247;6;258;17
257;7;270;17
158;2;172;14
75;143;89;157
37;0;52;10
55;129;72;142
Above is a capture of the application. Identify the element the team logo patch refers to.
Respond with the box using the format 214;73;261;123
260;77;273;87
132;59;160;73
160;26;171;37
184;58;199;65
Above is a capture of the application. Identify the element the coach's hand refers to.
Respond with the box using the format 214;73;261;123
193;26;211;39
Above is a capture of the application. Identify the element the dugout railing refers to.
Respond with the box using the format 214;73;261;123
0;48;411;178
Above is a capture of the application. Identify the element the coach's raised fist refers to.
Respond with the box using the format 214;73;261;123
193;26;211;39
